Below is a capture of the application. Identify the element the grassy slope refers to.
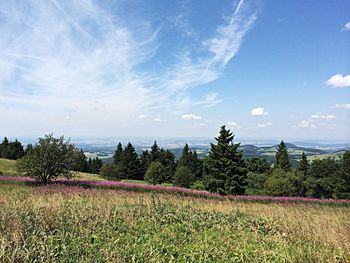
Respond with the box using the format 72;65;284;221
0;158;17;175
0;158;104;181
0;182;349;262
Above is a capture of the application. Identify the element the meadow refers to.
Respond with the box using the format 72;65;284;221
0;179;349;262
1;158;350;262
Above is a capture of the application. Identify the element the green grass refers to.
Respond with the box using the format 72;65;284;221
0;182;349;262
0;158;18;175
0;158;104;181
121;179;174;187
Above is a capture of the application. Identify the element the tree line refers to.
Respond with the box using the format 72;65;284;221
99;126;349;198
2;127;349;199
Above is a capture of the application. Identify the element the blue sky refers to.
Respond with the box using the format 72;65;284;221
0;0;349;140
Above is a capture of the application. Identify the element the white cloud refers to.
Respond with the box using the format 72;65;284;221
257;122;272;128
153;117;163;122
181;114;202;121
298;120;316;129
325;74;350;88
251;107;268;116
333;104;350;110
311;114;336;120
342;21;350;31
197;92;222;107
137;114;146;119
228;121;238;126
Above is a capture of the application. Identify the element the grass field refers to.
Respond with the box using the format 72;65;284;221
0;158;104;181
0;158;17;176
0;181;349;262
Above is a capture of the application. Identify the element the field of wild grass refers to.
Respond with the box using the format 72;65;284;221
0;181;349;262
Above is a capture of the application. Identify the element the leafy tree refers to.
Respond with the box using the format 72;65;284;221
305;158;341;198
245;157;271;174
245;172;268;196
264;168;301;196
275;140;291;171
17;134;77;183
203;125;247;195
173;166;195;188
100;163;123;181
144;161;166;185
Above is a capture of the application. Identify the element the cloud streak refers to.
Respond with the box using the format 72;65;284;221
0;0;257;134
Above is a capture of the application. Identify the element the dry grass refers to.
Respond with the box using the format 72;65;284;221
0;183;349;262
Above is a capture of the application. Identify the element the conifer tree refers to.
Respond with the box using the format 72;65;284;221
178;143;192;168
122;142;142;180
275;140;291;171
139;150;151;179
203;126;247;195
297;152;309;176
113;142;123;165
178;144;203;180
150;141;160;162
159;149;176;181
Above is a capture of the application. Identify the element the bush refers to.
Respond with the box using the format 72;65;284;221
144;162;166;185
100;163;123;181
191;180;206;191
264;168;301;197
173;166;195;188
245;172;268;196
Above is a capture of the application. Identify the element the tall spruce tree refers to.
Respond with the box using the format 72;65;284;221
178;144;203;180
113;142;123;165
139;150;151;179
203;126;247;195
122;142;142;180
275;141;291;171
150;141;160;162
159;149;176;182
297;152;309;176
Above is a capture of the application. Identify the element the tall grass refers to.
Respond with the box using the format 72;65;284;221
0;182;349;262
0;158;17;176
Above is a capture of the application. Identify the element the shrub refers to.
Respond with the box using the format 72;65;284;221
264;168;301;196
144;162;166;185
191;180;206;191
100;163;123;181
173;166;195;188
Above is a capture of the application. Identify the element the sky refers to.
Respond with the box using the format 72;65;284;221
0;0;349;140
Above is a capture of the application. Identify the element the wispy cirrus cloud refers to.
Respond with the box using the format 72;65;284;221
0;0;257;134
333;104;350;110
181;114;202;121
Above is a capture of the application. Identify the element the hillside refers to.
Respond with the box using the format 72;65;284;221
0;180;349;262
